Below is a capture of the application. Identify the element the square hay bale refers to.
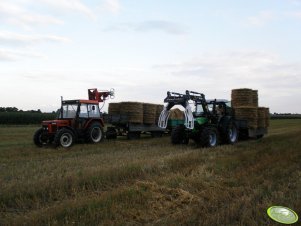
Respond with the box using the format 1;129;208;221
120;102;143;124
231;88;257;108
234;106;258;129
257;107;266;128
108;103;121;115
143;103;157;124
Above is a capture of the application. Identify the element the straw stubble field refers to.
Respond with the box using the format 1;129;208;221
0;120;301;225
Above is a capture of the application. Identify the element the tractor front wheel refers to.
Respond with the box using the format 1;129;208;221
171;125;189;144
200;127;219;147
86;123;104;143
33;128;50;147
54;128;75;148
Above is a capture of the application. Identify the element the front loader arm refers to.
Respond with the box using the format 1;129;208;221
158;91;194;129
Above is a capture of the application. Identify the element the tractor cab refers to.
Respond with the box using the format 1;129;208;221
206;99;231;116
59;100;101;120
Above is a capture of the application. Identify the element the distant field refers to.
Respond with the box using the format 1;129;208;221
0;119;301;226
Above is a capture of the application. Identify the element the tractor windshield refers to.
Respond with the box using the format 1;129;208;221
61;104;78;118
194;104;204;116
79;103;101;118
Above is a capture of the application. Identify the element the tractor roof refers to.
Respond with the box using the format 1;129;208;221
206;99;229;104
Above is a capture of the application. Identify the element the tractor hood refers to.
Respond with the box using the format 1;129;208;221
42;120;70;126
194;117;208;125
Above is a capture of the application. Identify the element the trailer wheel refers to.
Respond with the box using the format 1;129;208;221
151;131;163;138
256;134;264;139
54;128;75;148
171;125;189;144
106;127;117;139
86;123;104;143
200;127;219;147
127;132;140;140
33;128;50;147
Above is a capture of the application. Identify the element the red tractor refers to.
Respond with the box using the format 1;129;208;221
33;88;114;148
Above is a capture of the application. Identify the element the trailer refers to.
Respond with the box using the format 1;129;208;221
235;119;268;139
104;114;165;139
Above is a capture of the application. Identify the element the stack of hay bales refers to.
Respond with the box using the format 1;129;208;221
108;102;164;125
231;88;269;129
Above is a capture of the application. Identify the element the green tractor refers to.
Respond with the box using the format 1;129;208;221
158;90;238;147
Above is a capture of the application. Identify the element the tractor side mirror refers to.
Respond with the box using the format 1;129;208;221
110;88;115;99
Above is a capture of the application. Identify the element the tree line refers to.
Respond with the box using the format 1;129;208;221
0;107;56;124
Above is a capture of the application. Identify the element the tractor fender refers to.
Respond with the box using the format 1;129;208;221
84;119;105;130
218;116;234;130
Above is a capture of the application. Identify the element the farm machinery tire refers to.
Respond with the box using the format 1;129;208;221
221;120;238;144
86;123;104;143
127;132;141;140
54;128;75;148
33;128;52;147
106;127;117;139
171;125;189;144
200;126;219;147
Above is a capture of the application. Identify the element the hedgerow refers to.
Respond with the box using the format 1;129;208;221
0;112;56;125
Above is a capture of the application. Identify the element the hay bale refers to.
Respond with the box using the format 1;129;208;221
108;103;120;115
234;106;258;129
169;108;184;120
257;107;266;128
143;103;157;124
231;88;254;108
155;104;164;123
265;107;270;127
251;90;258;107
120;102;143;123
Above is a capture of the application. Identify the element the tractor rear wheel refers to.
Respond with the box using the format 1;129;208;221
221;121;238;144
33;128;50;147
200;126;219;147
86;123;104;143
171;125;189;144
54;128;75;148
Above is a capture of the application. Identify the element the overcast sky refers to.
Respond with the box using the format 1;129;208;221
1;0;301;113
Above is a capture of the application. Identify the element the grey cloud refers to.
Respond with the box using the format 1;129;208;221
152;51;301;104
105;20;188;35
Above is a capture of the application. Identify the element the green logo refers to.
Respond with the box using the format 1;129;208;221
267;206;298;224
